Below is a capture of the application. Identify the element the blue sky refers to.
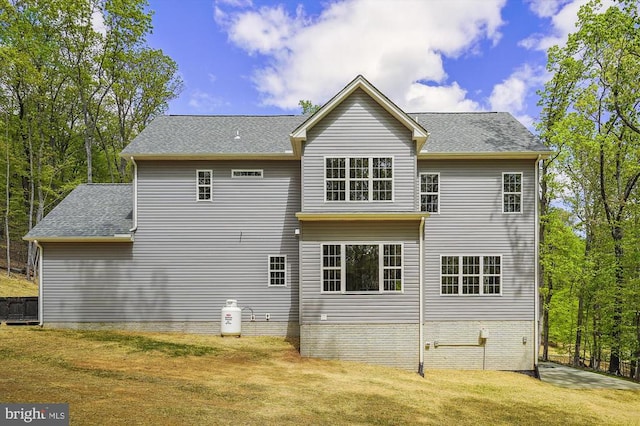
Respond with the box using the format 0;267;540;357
144;0;605;128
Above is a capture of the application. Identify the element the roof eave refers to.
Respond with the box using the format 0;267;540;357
24;234;134;243
120;153;298;161
418;150;553;160
296;212;430;222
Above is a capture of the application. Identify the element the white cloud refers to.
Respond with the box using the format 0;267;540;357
91;7;106;36
405;82;481;112
488;64;548;128
215;0;506;111
521;0;614;50
188;90;227;112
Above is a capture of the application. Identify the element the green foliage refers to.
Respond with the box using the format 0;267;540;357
538;0;640;373
298;99;321;115
0;0;182;269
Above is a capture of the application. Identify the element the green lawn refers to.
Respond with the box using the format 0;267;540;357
0;273;38;297
1;327;639;425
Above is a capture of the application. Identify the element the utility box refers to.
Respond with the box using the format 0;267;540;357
480;328;489;339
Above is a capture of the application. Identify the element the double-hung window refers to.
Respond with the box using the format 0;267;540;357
502;172;522;213
268;255;286;286
197;170;212;201
325;157;393;201
440;255;501;295
420;172;439;213
321;243;403;293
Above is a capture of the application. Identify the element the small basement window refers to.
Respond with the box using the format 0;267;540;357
232;169;263;178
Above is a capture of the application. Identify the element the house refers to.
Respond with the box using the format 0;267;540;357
25;75;551;372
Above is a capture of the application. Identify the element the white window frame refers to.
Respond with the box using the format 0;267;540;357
232;169;263;178
196;170;213;202
502;172;522;214
320;242;404;294
324;156;394;202
439;255;502;296
419;172;440;213
267;255;287;287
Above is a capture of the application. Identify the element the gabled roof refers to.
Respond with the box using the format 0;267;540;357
119;75;550;160
24;184;133;242
289;75;429;156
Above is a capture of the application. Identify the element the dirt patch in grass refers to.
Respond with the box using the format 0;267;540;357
1;327;639;425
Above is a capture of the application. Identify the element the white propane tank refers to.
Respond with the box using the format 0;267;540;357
221;299;242;337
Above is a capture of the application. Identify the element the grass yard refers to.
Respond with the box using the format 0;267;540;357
0;273;38;297
1;328;639;425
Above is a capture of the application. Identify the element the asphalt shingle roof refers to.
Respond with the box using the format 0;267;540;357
414;112;545;154
121;112;547;156
25;184;132;239
121;115;307;156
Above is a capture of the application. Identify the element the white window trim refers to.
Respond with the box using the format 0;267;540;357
320;242;404;294
196;170;213;202
439;255;503;296
323;156;395;203
419;172;440;214
502;172;523;214
232;169;263;178
267;255;287;287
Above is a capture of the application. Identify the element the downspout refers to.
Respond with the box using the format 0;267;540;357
534;155;542;369
34;240;43;327
129;157;138;233
418;216;425;377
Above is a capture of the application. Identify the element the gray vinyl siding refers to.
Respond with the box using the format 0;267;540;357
421;159;536;321
302;88;416;212
300;221;420;324
41;160;300;324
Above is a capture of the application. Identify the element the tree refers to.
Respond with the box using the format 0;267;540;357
298;100;321;115
540;0;640;374
0;0;182;274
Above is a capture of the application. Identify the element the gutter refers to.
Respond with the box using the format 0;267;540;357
129;157;138;233
534;154;542;368
33;240;43;327
418;216;425;377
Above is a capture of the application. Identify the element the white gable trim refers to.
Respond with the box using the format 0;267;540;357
289;75;429;157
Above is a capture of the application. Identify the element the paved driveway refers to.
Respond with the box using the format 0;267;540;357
538;362;640;390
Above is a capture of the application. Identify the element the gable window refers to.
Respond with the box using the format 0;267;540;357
420;173;439;213
232;169;263;178
268;255;286;286
325;157;393;202
502;172;522;213
322;243;403;293
440;255;501;295
197;170;212;201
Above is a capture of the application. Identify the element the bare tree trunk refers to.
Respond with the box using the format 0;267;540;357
4;109;10;276
26;125;35;278
542;275;553;362
573;293;584;367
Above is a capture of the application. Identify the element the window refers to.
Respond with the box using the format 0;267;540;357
322;243;403;293
232;169;263;178
440;255;501;295
325;158;346;201
197;170;212;201
268;255;286;286
420;173;439;213
503;172;522;213
325;157;393;202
